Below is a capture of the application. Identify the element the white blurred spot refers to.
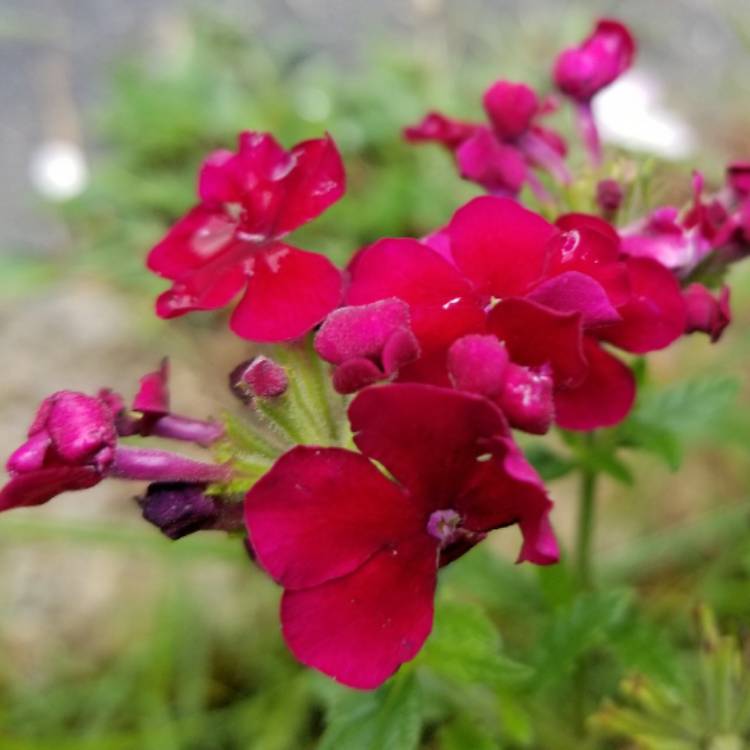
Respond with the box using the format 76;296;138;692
593;71;695;160
29;140;88;201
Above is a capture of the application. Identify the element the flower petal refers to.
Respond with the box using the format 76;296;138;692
448;196;558;297
0;466;101;511
600;257;686;353
230;244;343;342
281;535;438;690
350;384;508;511
133;359;170;417
455;128;527;195
345;238;484;352
554;338;635;430
244;446;421;590
403;111;477;149
526;271;621;328
487;298;587;387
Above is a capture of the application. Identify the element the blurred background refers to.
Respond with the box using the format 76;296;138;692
2;1;750;748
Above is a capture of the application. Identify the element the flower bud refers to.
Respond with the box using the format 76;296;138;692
229;356;289;402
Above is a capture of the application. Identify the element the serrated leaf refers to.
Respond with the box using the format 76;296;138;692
533;589;633;686
418;601;532;688
318;673;422;750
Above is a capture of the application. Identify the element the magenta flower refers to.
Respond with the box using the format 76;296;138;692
345;196;685;431
147;132;345;342
553;19;635;164
244;384;558;689
1;391;117;510
405;81;569;198
1;388;230;512
314;298;421;393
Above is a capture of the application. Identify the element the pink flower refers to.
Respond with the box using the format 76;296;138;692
244;384;558;689
314;299;421;393
553;19;635;164
1;387;231;512
1;391;117;510
683;284;731;343
147;132;345;342
553;19;635;102
405;81;568;197
346;197;686;430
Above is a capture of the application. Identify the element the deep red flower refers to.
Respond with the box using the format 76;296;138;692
346;196;685;430
244;384;558;689
405;81;568;197
147;132;345;342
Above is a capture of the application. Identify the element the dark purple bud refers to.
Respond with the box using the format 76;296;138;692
139;482;243;539
229;356;288;402
727;161;750;198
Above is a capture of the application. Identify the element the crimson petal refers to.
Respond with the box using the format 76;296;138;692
244;447;420;590
350;384;508;512
281;536;438;690
554;338;635;430
230;243;343;342
448;196;558;297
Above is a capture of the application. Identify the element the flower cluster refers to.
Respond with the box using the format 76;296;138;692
1;17;746;692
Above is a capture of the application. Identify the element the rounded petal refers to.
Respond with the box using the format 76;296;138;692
487;299;587;387
447;334;508;396
281;536;438;690
554;339;635;430
314;298;411;365
269;134;346;237
526;271;621;328
197;149;239;203
483;81;539;140
350;384;508;511
455;128;527;195
448;196;557;297
601;257;686;353
230;244;343;342
332;359;385;394
244;446;420;590
455;435;559;564
0;466;101;511
345;238;484;352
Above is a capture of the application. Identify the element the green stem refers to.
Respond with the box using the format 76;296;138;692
575;434;599;591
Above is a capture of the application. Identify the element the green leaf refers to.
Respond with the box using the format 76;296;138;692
418;601;532;688
524;444;575;481
318;673;422;750
437;715;500;750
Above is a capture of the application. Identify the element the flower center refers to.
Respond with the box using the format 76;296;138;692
427;509;462;547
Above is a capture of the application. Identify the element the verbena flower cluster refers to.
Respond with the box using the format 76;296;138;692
1;19;746;690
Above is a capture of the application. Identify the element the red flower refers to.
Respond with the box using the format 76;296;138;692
147;132;345;342
405;81;568;197
345;197;686;431
244;384;558;689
